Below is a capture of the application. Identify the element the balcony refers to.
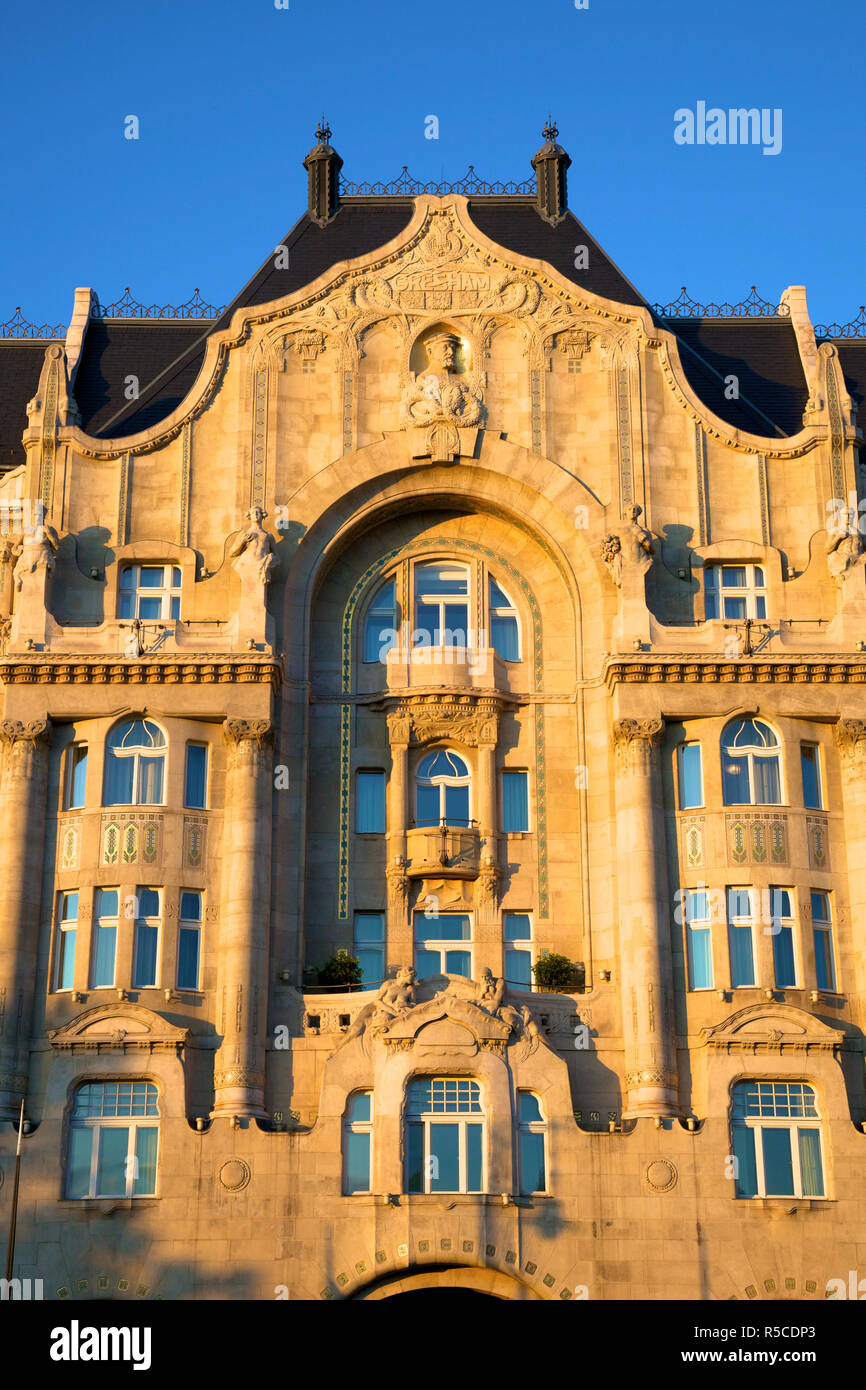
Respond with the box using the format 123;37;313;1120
384;644;506;691
405;821;481;880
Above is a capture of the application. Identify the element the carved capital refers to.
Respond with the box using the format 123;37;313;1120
835;719;866;765
612;717;664;772
222;718;274;772
386;711;411;746
0;718;51;749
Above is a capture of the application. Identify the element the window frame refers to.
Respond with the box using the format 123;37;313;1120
677;742;704;810
64;742;88;810
769;886;798;989
811;890;837;992
501;769;530;833
66;1081;160;1200
685;888;714;990
731;1081;824;1199
117;563;181;622
355;768;386;834
132;887;162;990
177;890;202;992
412;560;471;650
342;1091;373;1195
353;911;385;987
91;887;119;989
103;718;167;808
414;749;472;829
362;578;398;664
488;576;521;662
54;890;79;992
405;1077;485;1195
503;912;533;989
183;742;209;810
727;886;757;988
704;563;767;621
517;1091;548;1195
413;911;473;979
720;718;783;807
800;742;823;810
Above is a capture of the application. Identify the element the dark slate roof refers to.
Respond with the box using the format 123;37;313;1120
96;203;415;438
467;200;649;308
0;341;49;474
75;320;210;436
835;342;866;430
666;319;809;438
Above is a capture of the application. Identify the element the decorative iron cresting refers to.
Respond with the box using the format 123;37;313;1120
814;307;866;339
340;165;534;197
653;287;790;319
91;288;226;319
0;307;66;339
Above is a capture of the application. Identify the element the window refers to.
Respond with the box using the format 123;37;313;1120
721;718;781;805
517;1092;547;1194
184;743;208;809
55;891;78;991
132;888;160;989
731;1081;824;1198
104;719;166;806
678;743;703;809
91;888;119;988
354;912;385;986
64;744;88;810
811;892;836;991
504;913;533;987
415;750;471;828
356;770;386;833
705;564;766;621
343;1092;373;1194
414;912;472;978
413;562;469;648
363;579;396;663
177;891;202;991
406;1077;484;1194
489;578;520;661
501;770;529;833
66;1081;159;1199
685;889;713;990
118;564;181;621
801;744;823;809
727;887;756;987
770;887;797;989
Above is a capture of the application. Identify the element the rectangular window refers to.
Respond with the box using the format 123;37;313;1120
685;889;713;990
184;743;208;809
91;888;119;988
770;887;797;988
504;912;532;988
55;891;78;991
800;743;822;810
354;912;385;986
177;890;202;991
355;770;386;833
678;743;703;809
811;891;836;991
414;912;472;978
502;770;529;833
67;1081;160;1199
727;887;756;987
132;887;161;989
705;563;767;621
65;743;88;810
732;1081;824;1198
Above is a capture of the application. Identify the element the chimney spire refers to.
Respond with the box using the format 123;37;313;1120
532;119;571;225
303;119;342;226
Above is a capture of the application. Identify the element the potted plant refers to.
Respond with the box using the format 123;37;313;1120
316;948;363;990
532;951;576;993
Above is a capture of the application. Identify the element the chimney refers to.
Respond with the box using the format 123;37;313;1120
303;119;342;226
531;119;571;225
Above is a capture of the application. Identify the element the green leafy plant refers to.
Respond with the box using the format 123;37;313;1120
316;949;363;989
532;951;576;993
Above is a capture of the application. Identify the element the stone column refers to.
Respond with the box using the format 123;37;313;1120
834;720;866;997
612;717;679;1118
385;711;411;970
0;718;51;1119
213;718;274;1118
475;712;501;961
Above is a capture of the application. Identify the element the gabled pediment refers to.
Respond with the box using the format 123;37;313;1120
699;1004;845;1054
47;1003;190;1052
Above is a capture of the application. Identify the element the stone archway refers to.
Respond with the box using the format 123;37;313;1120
351;1265;542;1301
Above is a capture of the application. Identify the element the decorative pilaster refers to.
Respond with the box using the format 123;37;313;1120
834;720;866;1001
0;718;51;1119
386;711;411;966
612;717;679;1118
212;718;274;1118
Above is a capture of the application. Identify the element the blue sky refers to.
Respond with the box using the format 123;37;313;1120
1;0;862;329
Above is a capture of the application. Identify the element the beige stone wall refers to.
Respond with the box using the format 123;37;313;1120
1;194;865;1300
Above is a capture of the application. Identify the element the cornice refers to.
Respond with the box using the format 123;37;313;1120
0;652;283;688
604;652;866;689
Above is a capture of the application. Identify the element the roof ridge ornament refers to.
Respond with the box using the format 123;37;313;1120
531;118;570;225
304;118;342;226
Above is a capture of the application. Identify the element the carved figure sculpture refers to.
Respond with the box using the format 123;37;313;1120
229;507;280;585
600;505;654;588
332;966;417;1052
826;527;865;584
400;331;482;428
12;518;60;589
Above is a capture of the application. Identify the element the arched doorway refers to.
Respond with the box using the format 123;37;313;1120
351;1265;542;1301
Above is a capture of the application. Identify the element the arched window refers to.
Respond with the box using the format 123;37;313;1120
489;577;520;661
415;750;471;827
343;1091;373;1194
721;718;781;805
517;1092;548;1194
731;1081;823;1198
363;579;397;663
405;1077;483;1194
66;1081;159;1199
104;719;166;806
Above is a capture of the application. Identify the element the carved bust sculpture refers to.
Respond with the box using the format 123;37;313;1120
229;507;280;585
401;331;483;429
826;527;865;584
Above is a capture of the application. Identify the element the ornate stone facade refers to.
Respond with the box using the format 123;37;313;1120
1;128;866;1303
